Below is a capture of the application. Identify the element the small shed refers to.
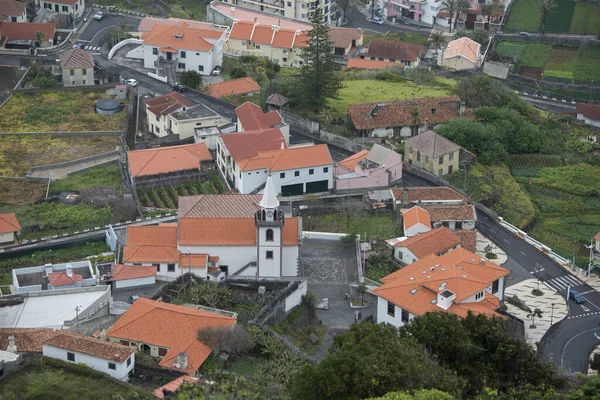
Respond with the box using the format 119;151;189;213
266;93;289;111
115;85;127;100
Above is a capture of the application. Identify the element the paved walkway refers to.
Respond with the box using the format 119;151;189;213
505;278;568;347
475;231;507;265
27;152;120;180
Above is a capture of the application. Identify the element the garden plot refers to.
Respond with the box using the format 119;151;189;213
506;0;600;34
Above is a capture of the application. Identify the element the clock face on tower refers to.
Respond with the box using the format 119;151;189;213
267;211;273;217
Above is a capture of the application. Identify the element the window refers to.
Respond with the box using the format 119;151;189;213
72;81;75;86
448;165;453;174
266;251;273;260
370;57;376;60
82;80;86;85
390;58;396;62
409;146;413;154
294;170;300;177
120;340;129;346
309;168;314;175
82;69;87;76
62;5;68;12
198;65;204;72
492;280;499;294
108;362;116;370
448;152;454;161
302;13;306;18
401;309;409;323
397;251;403;259
287;1;292;5
127;357;131;367
387;301;395;317
438;169;443;177
154;264;160;272
156;116;160;122
425;156;429;163
378;57;384;61
158;347;168;357
302;3;306;7
438;156;444;164
255;45;261;49
266;229;274;241
475;291;484;300
283;49;288;54
70;69;75;76
242;41;246;46
323;167;328;173
416;151;420;162
67;352;75;362
180;51;186;58
178;63;186;69
282;57;287;62
11;17;17;22
167;264;175;272
280;172;285;179
153;48;158;55
75;3;78;9
431;107;437;115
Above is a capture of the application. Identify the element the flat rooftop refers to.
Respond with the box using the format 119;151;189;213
16;266;92;287
170;104;219;120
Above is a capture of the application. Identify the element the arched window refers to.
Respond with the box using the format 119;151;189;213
266;229;274;242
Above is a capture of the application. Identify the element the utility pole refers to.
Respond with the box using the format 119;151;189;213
75;306;82;334
371;0;375;20
550;303;555;325
585;239;594;277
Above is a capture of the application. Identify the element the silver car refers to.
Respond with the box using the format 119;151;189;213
93;11;105;21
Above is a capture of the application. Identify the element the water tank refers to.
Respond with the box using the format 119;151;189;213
95;99;121;115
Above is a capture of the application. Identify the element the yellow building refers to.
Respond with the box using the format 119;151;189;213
404;130;461;176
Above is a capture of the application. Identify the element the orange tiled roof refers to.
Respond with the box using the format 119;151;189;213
0;328;61;353
374;247;510;318
444;37;481;64
421;204;476;222
228;20;255;40
0;22;55;43
43;332;134;363
138;17;217;33
392;227;461;258
237;144;333;172
145;92;195;117
208;77;261;98
390;186;468;204
0;0;26;17
128;142;211;177
453;230;476;253
235;102;284;131
123;245;180;263
271;29;297;48
179;216;300;246
329;27;363;49
220;128;286;163
124;225;179;263
345;58;398;70
179;254;208;268
337;150;369;171
107;298;236;374
228;20;306;49
577;104;600;121
141;22;221;51
112;264;157;281
48;271;83;286
0;212;20;234
402;206;431;230
59;48;94;69
366;40;423;62
153;376;199;399
178;194;262;218
251;24;275;45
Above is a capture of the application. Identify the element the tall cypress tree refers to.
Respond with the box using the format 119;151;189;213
298;8;342;113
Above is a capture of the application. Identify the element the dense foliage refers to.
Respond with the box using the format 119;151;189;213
180;70;203;89
454;74;533;115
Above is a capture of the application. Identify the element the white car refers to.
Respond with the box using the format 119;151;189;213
371;17;384;25
125;78;138;87
93;11;105;21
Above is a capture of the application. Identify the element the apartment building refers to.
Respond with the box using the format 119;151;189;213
214;0;334;24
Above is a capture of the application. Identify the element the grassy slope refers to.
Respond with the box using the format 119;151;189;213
543;0;575;33
573;47;600;82
505;0;541;31
570;2;600;34
0;179;46;205
326;79;452;120
50;162;122;193
544;47;578;79
495;42;551;67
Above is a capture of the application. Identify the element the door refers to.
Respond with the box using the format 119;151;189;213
281;183;303;196
167;52;172;61
306;180;329;194
448;165;453;174
219;265;229;275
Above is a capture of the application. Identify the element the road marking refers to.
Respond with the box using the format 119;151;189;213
582;295;600;312
77;39;91;43
520;251;526;255
595;333;600;341
545;275;584;292
580;290;595;295
561;327;600;367
582;305;590;312
503;239;511;244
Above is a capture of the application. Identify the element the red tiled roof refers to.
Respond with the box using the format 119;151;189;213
107;298;236;374
251;24;275;45
337;150;369;171
453;230;476;253
138;17;217;33
153;376;199;399
219;128;286;163
402;206;431;230
390;186;468;204
212;3;311;31
577;103;600;121
0;22;55;44
421;204;476;222
145;92;195;117
128;142;211;177
228;20;255;40
329;27;363;49
59;48;94;69
124;225;179;263
235;102;284;131
0;0;26;18
345;58;399;70
48;271;83;286
444;37;481;64
374;247;510;318
0;212;20;234
43;332;134;363
112;264;157;281
365;40;423;62
0;328;61;353
237;144;333;172
393;227;461;258
141;23;222;51
178;194;262;218
272;28;297;48
208;77;261;98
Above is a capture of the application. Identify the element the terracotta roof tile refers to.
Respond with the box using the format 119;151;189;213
421;204;476;222
212;3;311;31
251;24;275;44
577;103;600;121
391;186;468;204
179;254;208;268
141;22;222;51
374;247;510;318
112;264;157;281
178;194;262;218
0;328;61;353
365;40;423;61
443;37;481;64
44;332;134;363
145;92;195;117
345;58;398;70
219;128;286;163
271;29;296;48
453;230;476;252
208;77;261;98
59;48;94;69
293;32;310;48
138;17;217;33
404;130;461;158
235;102;284;130
127;225;178;246
127;142;211;177
47;271;83;286
228;20;255;40
0;212;20;234
107;298;236;374
392;227;461;258
328;27;363;49
0;22;55;43
153;376;198;399
123;245;180;263
402;206;431;230
237;144;333;172
337;150;369;171
0;0;26;18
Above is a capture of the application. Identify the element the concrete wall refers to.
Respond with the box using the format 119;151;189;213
442;56;476;71
0;232;15;244
285;279;307;312
376;296;414;327
483;61;510;80
109;38;144;60
62;67;94;87
114;276;156;289
405;223;429;237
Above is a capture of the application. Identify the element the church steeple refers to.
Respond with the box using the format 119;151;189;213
260;174;279;210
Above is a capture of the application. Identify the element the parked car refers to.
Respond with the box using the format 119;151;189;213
519;32;532;37
371;17;384;25
569;289;585;304
72;43;83;49
93;11;105;21
211;65;222;75
173;84;186;92
125;78;138;87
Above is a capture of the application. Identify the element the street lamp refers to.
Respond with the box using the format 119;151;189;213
585;239;595;277
550;302;555;325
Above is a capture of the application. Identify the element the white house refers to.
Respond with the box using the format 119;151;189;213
373;247;510;328
40;0;85;20
0;212;20;245
576;104;600;128
11;261;96;293
235;102;289;144
442;37;481;71
42;332;135;381
110;264;157;290
0;0;27;22
421;204;477;230
142;22;226;75
144;92;195;137
385;227;462;266
401;206;431;237
169;104;232;140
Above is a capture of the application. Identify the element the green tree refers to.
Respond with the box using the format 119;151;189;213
169;372;264;399
368;389;455;400
469;30;490;46
527;308;543;328
297;8;342;112
565;375;600;400
34;30;46;46
540;0;558;35
428;31;446;68
441;0;459;32
180;70;203;89
188;281;233;309
287;321;463;400
410;107;420;136
29;75;61;88
453;0;470;32
229;67;248;79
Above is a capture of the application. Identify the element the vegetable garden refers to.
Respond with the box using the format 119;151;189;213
505;0;600;34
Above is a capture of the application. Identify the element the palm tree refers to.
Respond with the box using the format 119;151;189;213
34;30;46;47
527;308;543;328
540;0;558;35
453;0;470;32
410;107;420;136
441;0;458;33
482;3;504;29
429;31;446;67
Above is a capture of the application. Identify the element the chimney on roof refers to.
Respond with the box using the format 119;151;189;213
177;352;188;369
460;102;465;117
272;24;279;31
254;17;258;22
281;141;285;150
6;336;17;354
480;259;485;265
66;264;73;278
402;188;408;204
44;264;53;276
424;118;429;131
231;6;236;11
437;290;456;310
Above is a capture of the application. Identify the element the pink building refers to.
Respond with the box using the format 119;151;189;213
335;144;402;191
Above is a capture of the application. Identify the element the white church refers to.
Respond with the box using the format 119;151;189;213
122;176;302;280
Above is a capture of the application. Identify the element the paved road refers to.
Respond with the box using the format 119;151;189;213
345;8;432;36
522;96;577;114
77;14;141;45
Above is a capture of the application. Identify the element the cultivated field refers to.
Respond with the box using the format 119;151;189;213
0;179;47;205
506;0;600;34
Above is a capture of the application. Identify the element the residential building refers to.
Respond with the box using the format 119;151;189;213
359;40;422;67
390;186;468;209
59;48;94;86
208;77;261;98
40;0;85;20
0;328;62;355
328;27;363;55
576;104;600;128
109;264;157;290
169;104;232;140
404;130;461;176
42;332;134;381
11;261;96;293
373;247;510;327
402;206;431;237
211;0;334;24
141;22;226;76
235;101;289;143
386;227;462;265
0;22;55;48
0;0;26;22
421;204;477;230
144;92;195;137
345;58;398;70
123;178;302;278
137;17;219;34
335;144;402;191
347;96;469;137
0;349;21;375
107;298;236;374
154;376;199;399
127;142;212;183
0;212;20;245
442;37;481;71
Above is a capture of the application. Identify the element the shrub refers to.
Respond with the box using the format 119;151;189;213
229;67;247;79
376;72;406;82
198;325;254;357
189;281;234;309
180;70;203;89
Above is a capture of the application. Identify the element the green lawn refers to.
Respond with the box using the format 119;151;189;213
543;0;576;33
544;47;578;79
327;79;452;120
505;0;541;31
305;210;402;239
50;162;122;193
573;47;600;82
495;42;551;67
571;2;600;34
